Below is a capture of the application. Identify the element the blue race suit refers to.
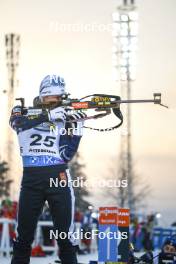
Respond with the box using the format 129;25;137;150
10;106;81;264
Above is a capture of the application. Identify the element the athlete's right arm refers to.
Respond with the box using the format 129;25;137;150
9;106;49;133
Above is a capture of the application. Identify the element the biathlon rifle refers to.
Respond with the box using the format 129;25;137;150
16;93;168;132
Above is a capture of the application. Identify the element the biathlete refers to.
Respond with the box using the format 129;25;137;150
10;75;86;264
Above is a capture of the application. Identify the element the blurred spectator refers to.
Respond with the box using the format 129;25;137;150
142;214;155;251
131;216;142;251
171;221;176;227
0;198;17;219
0;198;17;242
81;206;98;253
74;207;83;223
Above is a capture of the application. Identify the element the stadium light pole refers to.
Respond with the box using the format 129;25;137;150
5;33;20;182
112;0;138;212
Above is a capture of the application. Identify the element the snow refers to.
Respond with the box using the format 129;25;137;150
0;252;98;264
0;251;160;263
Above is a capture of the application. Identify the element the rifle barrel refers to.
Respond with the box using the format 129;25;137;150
117;99;159;104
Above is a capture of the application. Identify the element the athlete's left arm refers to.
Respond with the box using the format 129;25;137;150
59;112;86;162
59;134;82;162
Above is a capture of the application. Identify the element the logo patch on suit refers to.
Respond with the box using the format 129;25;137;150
58;172;67;186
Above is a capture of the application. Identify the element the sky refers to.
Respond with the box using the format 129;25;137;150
0;0;176;226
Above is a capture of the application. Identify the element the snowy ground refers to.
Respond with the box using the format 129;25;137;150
0;251;159;264
0;252;98;264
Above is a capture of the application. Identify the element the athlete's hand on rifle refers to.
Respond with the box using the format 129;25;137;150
69;111;87;136
48;107;67;123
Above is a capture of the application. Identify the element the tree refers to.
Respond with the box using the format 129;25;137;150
69;152;90;212
102;157;151;213
118;168;151;211
0;160;13;198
